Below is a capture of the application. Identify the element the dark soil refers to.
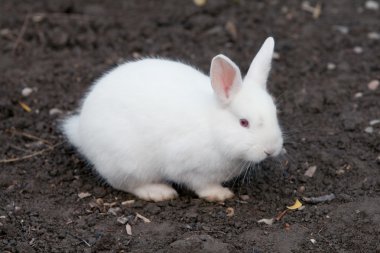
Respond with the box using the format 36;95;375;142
1;0;380;252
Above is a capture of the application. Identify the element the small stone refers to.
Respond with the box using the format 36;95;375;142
333;25;349;34
368;80;379;90
117;216;129;225
108;207;121;216
354;92;363;98
21;87;33;97
368;32;380;40
49;108;63;116
143;203;161;215
121;200;135;206
126;223;132;235
369;119;380;125
258;218;274;225
310;238;317;244
365;0;379;10
327;63;336;70
304;165;317;177
240;195;250;201
364;126;374;133
31;13;46;23
273;52;280;60
78;192;92;199
49;29;69;47
336;168;345;175
298;185;306;193
353;46;363;54
225;20;238;41
0;28;11;37
193;0;207;7
132;52;141;58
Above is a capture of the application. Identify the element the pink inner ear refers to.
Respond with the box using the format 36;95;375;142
221;63;236;98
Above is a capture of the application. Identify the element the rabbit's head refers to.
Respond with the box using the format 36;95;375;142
210;37;283;163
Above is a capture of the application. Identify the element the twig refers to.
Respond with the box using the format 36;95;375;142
0;142;62;164
12;14;30;54
7;129;53;146
275;209;288;221
66;232;91;247
302;193;336;204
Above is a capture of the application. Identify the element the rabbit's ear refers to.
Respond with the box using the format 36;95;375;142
245;37;274;89
210;54;242;104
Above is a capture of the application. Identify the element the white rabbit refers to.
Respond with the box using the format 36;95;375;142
62;37;283;202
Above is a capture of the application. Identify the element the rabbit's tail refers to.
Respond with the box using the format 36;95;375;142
62;115;81;148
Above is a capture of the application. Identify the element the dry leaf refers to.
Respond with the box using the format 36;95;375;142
19;102;32;112
287;199;303;210
126;223;132;235
136;212;151;223
226;207;235;217
193;0;207;7
258;218;274;225
78;192;92;199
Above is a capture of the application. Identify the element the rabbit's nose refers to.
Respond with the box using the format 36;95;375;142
264;149;275;157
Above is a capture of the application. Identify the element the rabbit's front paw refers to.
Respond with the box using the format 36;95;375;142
132;183;178;202
196;185;234;202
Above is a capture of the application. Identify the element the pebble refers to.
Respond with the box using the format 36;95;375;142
49;29;69;47
298;185;306;193
369;119;380;125
353;46;363;54
31;13;45;23
365;0;379;10
78;192;91;199
0;28;11;37
333;25;349;34
368;80;379;90
143;203;161;215
364;126;374;133
354;92;363;98
310;238;317;244
132;52;141;58
21;87;33;97
327;62;336;70
273;52;280;60
49;108;63;116
368;32;380;40
117;216;129;225
304;165;317;177
225;20;238;41
240;195;250;201
108;207;122;216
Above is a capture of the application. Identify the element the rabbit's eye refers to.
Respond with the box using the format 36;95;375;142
239;119;249;128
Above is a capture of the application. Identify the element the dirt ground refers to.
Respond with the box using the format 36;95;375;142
1;0;379;252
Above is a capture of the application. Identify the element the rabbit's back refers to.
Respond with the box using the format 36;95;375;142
72;59;218;180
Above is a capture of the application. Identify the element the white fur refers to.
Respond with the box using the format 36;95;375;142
62;37;283;202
